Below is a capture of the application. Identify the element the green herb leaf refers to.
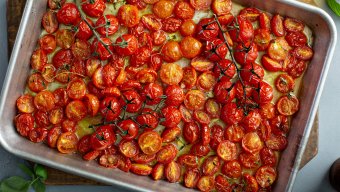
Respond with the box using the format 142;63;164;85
0;176;30;192
32;180;45;192
34;165;47;181
327;0;340;16
18;164;34;179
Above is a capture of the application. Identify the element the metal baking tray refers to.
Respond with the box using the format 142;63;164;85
0;0;336;191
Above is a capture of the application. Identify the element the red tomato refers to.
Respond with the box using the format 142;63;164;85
160;63;183;85
243;174;259;192
48;0;66;9
136;108;159;130
174;1;195;19
126;0;147;9
221;160;242;179
157;144;178;164
184;168;200;188
202;156;220;176
149;53;162;71
98;154;119;168
179;104;193;123
95;15;119;36
57;132;78;154
165;161;181;183
190;143;210;157
257;120;272;142
184;90;206;110
138;131;162;155
204;99;221;118
239;152;260;169
49;107;64;125
165;85;184;106
271;14;285;37
15;114;34;137
215;175;231;192
41;64;56;83
285;31;307;47
83;94;100;116
91;37;114;60
252;81;274;105
213;78;236;104
67;78;86;100
225;124;245;143
140;83;163;105
197;176;214;192
28;127;47;143
102;64;119;87
119;139;140;158
161;106;181;128
255;166;277;188
82;150;101;161
217;140;237;161
47;126;62;148
153;0;175;19
213;59;236;79
183;122;199;144
284;17;304;32
241;109;262;132
260;103;276;120
81;0;106;18
76;19;94;40
39;34;56;54
121;90;143;113
161;41;183;62
180;36;202;59
131;153;156;164
196;18;219;41
190;56;214;72
205;38;228;62
210;124;224;150
259;12;271;31
53;88;69;107
161;126;181;143
130;164;153;176
57;3;80;25
100;97;121;121
276;95;299;116
254;28;271;51
52;49;73;69
162;17;182;33
31;49;47;72
151;163;165;180
180;19;197;37
268;37;291;62
42;11;59;34
220;102;244;125
117;4;140;27
242;132;263;154
34;90;56;112
261;54;283;72
229;16;254;44
293;45;314;61
234;42;258;65
141;14;162;31
117;119;139;140
193;111;211;125
61;119;76;133
90;125;116;151
287;58;307;78
265;134;288;151
34;110;50;127
190;0;212;10
151;30;166;46
65;100;87;121
212;0;232;16
56;29;74;49
177;154;199;168
16;94;35;114
239;7;261;22
217;14;234;25
275;74;295;93
115;34;138;56
260;147;277;167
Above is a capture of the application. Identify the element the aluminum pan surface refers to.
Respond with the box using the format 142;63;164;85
0;0;336;191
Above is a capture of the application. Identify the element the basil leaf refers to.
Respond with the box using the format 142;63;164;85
0;176;30;192
327;0;340;16
18;164;34;179
34;165;47;181
32;180;45;192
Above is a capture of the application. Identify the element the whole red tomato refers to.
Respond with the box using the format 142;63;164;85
213;78;236;104
205;38;228;62
196;18;219;41
136;108;159;130
234;42;258;65
117;119;139;140
141;83;164;105
115;34;138;56
252;81;274;105
76;19;94;40
57;3;81;25
229;16;254;44
220;102;244;125
81;0;106;18
95;15;119;36
165;85;184;106
90;125;116;151
121;90;143;113
161;106;181;128
99;97;121;121
91;38;114;60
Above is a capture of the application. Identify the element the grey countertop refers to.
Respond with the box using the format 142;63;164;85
0;1;339;192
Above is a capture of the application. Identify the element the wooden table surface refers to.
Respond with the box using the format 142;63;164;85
6;0;319;185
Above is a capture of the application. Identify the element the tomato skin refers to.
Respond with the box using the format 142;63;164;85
258;119;274;141
287;57;307;78
83;150;101;161
121;90;143;113
56;29;74;49
221;160;242;179
213;78;236;104
205;38;228;62
241;109;262;132
284;17;304;32
130;164;153;176
180;19;197;37
196;18;219;41
204;99;221;118
190;56;214;72
53;88;70;107
117;4;140;27
91;38;114;60
183;122;200;144
99;97;121;121
117;119;139;140
141;83;163;105
162;126;181;143
276;95;299;116
209;124;224;150
52;49;73;69
252;81;274;105
83;94;100;117
260;147;277;167
90;125;116;151
161;106;182;128
162;17;182;33
42;11;59;34
153;0;175;19
47;126;62;148
95;15;119;36
174;1;195;19
16;95;35;114
57;132;78;154
28;73;47;93
48;107;64;125
259;12;271;31
221;102;244;125
81;0;106;18
31;49;47;72
268;37;291;62
136;108;159;130
165;161;181;183
217;140;237;161
261;54;283;72
57;3;80;25
191;143;211;157
180;36;202;59
151;30;166;46
260;103;276;120
243;174;259;192
215;175;231;192
213;59;236;79
265;134;288;151
151;163;165;180
115;34;138;56
34;110;50;128
77;19;94;40
293;45;314;61
184;168;200;189
225;124;245;143
271;14;285;37
242;132;263;154
234;42;258;65
15;114;34;137
239;152;260;169
138;131;162;155
164;85;184;107
202;156;220;176
161;41;183;62
67;78;87;100
197;176;215;192
229;16;254;44
254;28;271;51
98;154;119;168
239;7;260;22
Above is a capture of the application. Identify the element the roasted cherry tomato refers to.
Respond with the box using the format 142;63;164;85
49;107;64;125
205;38;228;62
77;19;94;40
119;139;140;158
276;95;299;116
204;99;221;118
117;119;139;140
117;4;140;27
174;1;195;19
16;94;35;114
293;45;314;61
259;12;271;31
225;124;245;143
229;16;254;44
162;17;182;33
260;147;277;167
285;32;307;47
242;132;263;154
243;174;259;192
141;83;163;105
179;104;193;123
222;160;242;179
48;0;66;9
34;90;56;112
81;0;106;18
194;111;211;125
177;154;199;168
165;85;184;106
42;11;59;34
61;119;76;133
275;74;295;93
254;28;271;51
191;56;214;72
57;3;80;25
31;49;47;72
284;17;304;32
212;0;232;16
131;153;156;164
217;140;237;161
181;66;197;89
115;34;138;56
121;90;143;113
202;156;220;176
183;122;200;144
210;124;224;150
151;163;165;180
255;166;277;188
260;103;276;120
213;59;236;79
153;0;175;19
141;14;162;31
184;90;206;110
220;102;244;125
165;161;181;183
271;14;285;37
99;97;121;121
15;114;34;137
56;29;74;49
213;78;236;104
197;176;214;192
91;37;114;60
156;144;178;164
241;109;262;132
90;125;116;151
161;41;183;62
162;126;181;143
47;126;62;148
184;168;200;188
252;81;274;105
57;132;78;154
234;42;258;65
136;108;159;130
180;36;202;59
160;63;183;85
239;7;260;22
265;134;288;151
239;152;260;169
95;15;119;36
180;19;197;37
190;0;212;10
138;131;162;155
196;18;219;41
161;106;182;128
39;34;56;54
130;164;153;176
